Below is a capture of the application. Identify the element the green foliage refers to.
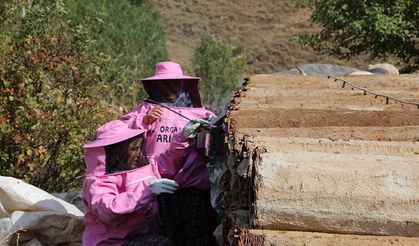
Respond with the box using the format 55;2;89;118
298;0;419;72
0;1;118;192
62;0;168;107
0;0;168;192
193;34;251;113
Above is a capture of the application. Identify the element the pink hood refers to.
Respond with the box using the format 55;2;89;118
83;148;106;176
119;101;216;189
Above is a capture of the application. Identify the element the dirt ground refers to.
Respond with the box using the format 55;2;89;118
153;0;386;74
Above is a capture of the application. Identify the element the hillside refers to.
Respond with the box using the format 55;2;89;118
153;0;383;74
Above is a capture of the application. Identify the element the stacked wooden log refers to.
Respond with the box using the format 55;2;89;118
221;75;419;245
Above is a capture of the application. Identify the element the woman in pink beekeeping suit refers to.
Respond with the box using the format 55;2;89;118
119;61;217;245
82;119;196;246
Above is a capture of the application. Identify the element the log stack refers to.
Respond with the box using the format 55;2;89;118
220;75;419;245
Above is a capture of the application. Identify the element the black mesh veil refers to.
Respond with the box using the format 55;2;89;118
142;79;202;108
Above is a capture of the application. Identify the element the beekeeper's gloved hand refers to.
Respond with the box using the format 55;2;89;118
149;178;179;195
183;118;210;139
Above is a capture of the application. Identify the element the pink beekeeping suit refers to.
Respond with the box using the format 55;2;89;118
82;122;195;246
82;147;160;246
119;101;215;190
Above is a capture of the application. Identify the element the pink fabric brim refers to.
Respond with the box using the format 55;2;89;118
141;74;200;81
83;129;145;148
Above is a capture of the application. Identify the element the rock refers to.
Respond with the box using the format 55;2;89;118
368;63;399;75
52;191;84;213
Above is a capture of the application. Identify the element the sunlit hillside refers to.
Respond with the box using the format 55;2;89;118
154;0;385;73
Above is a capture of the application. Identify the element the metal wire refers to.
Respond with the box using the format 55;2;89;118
327;75;419;109
143;97;194;121
142;97;215;131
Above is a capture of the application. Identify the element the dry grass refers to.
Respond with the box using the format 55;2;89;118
153;0;387;74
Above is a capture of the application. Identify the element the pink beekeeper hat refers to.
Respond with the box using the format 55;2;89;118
83;120;145;148
141;61;200;81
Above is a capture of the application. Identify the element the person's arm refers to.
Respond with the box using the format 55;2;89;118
87;176;153;223
157;124;197;178
118;101;157;129
157;118;214;179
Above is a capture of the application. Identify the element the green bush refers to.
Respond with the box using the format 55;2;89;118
0;1;118;192
63;0;168;108
0;0;168;192
193;34;251;113
297;0;418;72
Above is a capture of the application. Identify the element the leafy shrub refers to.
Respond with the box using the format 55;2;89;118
63;0;168;108
0;1;118;192
297;0;418;72
193;34;251;113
